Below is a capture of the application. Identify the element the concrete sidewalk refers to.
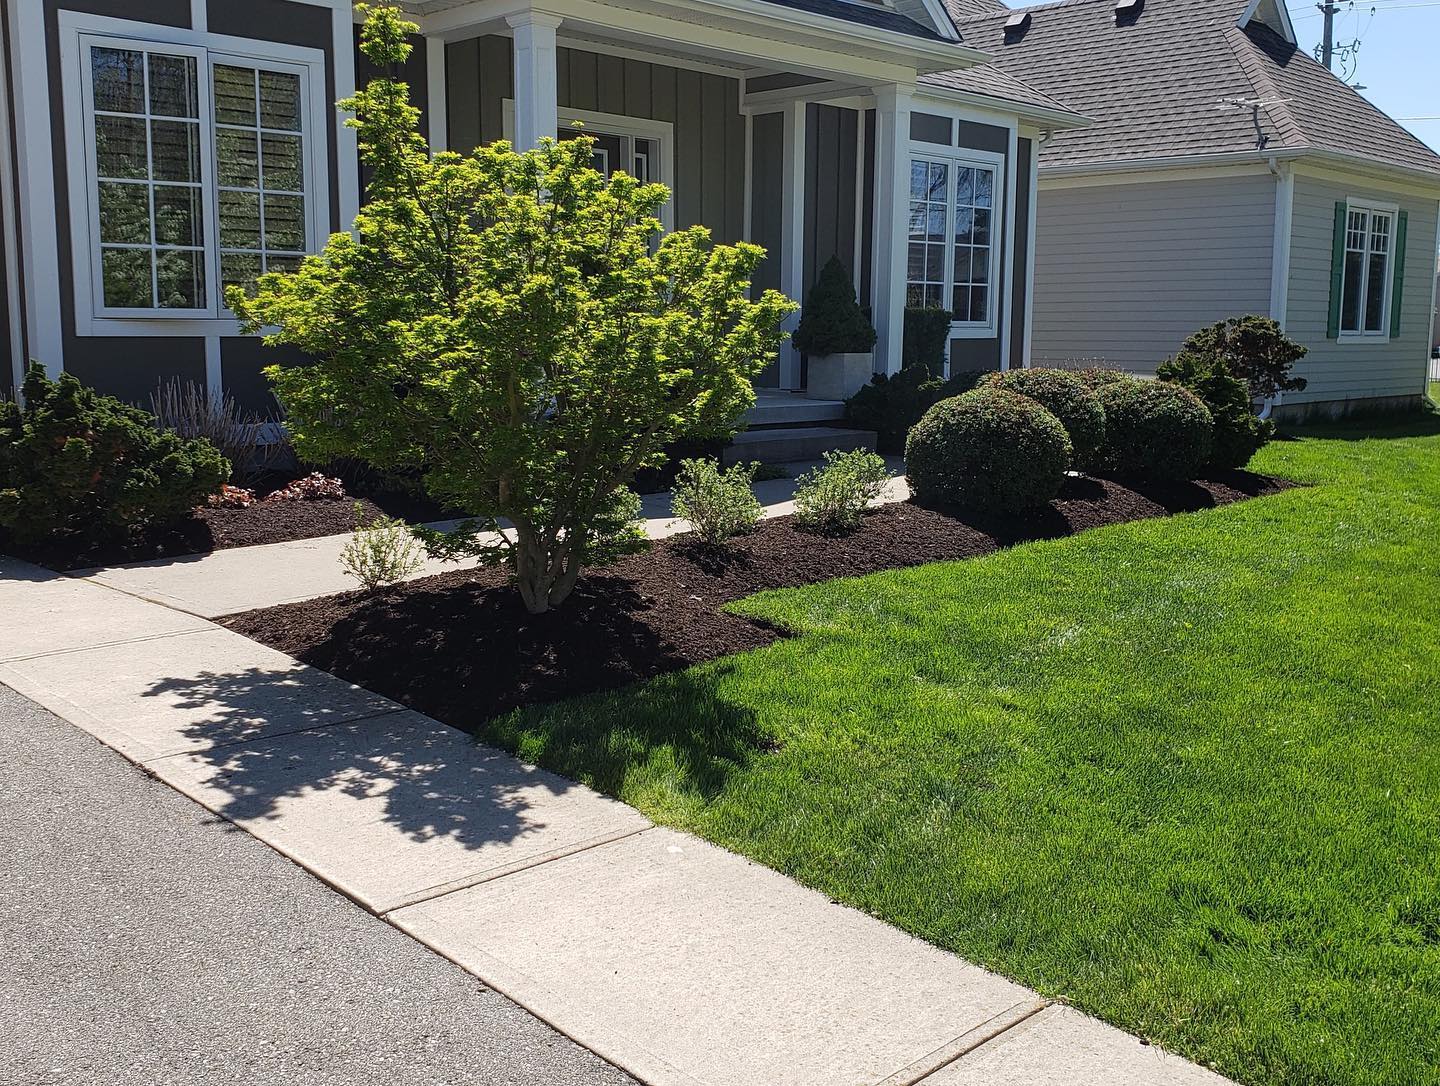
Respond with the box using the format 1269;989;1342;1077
0;554;1233;1086
67;461;910;618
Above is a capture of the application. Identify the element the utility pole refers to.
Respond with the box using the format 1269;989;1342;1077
1317;1;1339;69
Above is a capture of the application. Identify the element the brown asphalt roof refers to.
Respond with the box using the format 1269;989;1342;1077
928;0;1440;179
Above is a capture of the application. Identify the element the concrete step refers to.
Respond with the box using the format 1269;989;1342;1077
725;426;878;465
745;394;847;427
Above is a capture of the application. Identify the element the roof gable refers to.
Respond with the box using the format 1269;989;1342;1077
933;0;1440;180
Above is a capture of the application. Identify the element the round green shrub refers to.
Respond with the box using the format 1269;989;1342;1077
1071;366;1131;392
905;388;1071;513
1094;378;1214;480
978;368;1107;471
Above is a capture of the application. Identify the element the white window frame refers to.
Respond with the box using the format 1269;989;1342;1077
58;11;331;337
502;100;675;231
1338;196;1398;342
904;143;1004;340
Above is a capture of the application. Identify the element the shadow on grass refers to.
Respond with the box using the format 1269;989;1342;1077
1278;403;1440;442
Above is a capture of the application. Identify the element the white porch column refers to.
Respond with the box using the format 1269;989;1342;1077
425;35;449;154
779;100;808;389
871;84;913;375
507;11;562;149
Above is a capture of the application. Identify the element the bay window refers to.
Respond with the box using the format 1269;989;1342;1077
67;27;326;328
906;149;1002;333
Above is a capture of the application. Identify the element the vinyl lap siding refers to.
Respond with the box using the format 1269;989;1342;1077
1030;176;1275;371
1284;173;1438;407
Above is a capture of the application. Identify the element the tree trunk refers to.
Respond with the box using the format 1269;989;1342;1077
512;527;554;615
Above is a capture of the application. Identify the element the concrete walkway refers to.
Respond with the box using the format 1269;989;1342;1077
70;460;910;618
0;550;1234;1086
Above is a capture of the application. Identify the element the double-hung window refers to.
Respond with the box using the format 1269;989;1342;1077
69;27;324;327
1338;200;1395;337
905;149;1003;334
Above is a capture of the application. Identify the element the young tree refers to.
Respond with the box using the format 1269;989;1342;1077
232;4;795;613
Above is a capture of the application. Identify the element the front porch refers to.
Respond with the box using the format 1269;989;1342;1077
404;0;1040;392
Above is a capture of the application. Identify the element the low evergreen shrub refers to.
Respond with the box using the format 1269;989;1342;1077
0;364;229;547
671;458;764;545
905;388;1071;513
339;502;426;590
902;307;955;376
845;366;988;453
1156;353;1272;470
792;257;876;357
978;368;1106;471
1094;378;1214;480
792;449;889;534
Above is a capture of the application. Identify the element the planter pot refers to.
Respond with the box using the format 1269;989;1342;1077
806;352;875;401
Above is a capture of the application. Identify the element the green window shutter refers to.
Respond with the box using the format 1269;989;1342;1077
1389;209;1408;339
1326;200;1346;339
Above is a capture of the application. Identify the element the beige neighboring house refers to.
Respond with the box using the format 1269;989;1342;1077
946;0;1440;419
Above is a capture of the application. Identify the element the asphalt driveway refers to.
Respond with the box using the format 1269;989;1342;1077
0;681;634;1086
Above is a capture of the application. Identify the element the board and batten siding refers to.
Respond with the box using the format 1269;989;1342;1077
1030;175;1276;371
446;36;745;243
1283;173;1438;409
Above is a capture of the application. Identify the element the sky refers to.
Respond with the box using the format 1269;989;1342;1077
1007;0;1440;153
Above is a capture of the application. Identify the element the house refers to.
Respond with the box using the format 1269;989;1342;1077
0;0;1085;424
944;0;1440;419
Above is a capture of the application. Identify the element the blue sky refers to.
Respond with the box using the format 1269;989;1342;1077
1006;0;1439;153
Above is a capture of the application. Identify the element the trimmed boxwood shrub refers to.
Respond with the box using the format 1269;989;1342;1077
1094;378;1214;480
1071;366;1131;391
1155;352;1273;470
978;368;1106;471
0;364;229;547
906;388;1071;513
902;307;954;376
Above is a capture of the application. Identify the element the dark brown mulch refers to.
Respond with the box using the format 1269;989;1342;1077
220;470;1293;731
3;478;456;572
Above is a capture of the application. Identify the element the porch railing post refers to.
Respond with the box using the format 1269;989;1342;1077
871;83;913;376
507;11;562;150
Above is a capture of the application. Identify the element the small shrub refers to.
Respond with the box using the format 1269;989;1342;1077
792;448;889;534
903;307;954;376
905;388;1071;513
209;484;257;509
751;462;789;482
792;256;876;357
1095;379;1213;480
0;364;229;547
672;458;764;545
1071;366;1131;391
1156;353;1273;470
845;366;988;453
1173;316;1307;401
151;378;272;482
978;368;1106;471
339;502;426;590
264;472;347;502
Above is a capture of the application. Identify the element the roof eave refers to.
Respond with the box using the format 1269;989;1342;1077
916;82;1091;129
1039;147;1440;188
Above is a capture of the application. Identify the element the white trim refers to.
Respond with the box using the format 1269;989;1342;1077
742;109;753;246
332;0;360;229
10;0;62;375
426;35;449;153
916;0;963;41
780;99;807;389
1000;123;1017;369
1269;162;1294;328
1044;149;1440;197
1426;202;1439;395
204;335;222;397
1237;0;1295;44
0;13;25;392
507;11;562;150
852;110;866;284
871;84;912;375
913;84;1088;132
58;13;332;337
554;33;745;78
190;0;209;34
1023;132;1038;369
1336;196;1400;342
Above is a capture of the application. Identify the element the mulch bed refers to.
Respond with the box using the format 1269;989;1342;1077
220;471;1293;730
3;477;454;572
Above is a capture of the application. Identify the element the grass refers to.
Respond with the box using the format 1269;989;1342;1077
491;410;1440;1086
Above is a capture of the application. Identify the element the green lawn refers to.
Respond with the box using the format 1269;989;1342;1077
492;411;1440;1086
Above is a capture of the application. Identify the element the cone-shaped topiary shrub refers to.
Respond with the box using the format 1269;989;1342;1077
792;256;876;358
978;368;1107;472
1094;378;1213;480
906;387;1071;513
0;364;229;546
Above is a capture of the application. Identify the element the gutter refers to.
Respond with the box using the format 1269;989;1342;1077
914;83;1091;130
1039;146;1440;191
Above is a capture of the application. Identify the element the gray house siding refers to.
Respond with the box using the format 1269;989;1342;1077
1030;175;1276;371
947;120;1015;373
749;111;784;387
1282;173;1438;413
1010;136;1033;370
445;36;745;242
803;104;859;293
